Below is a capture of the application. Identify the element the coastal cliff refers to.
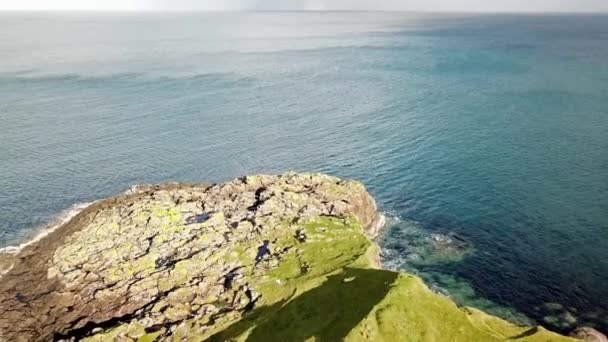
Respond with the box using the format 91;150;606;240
0;173;577;341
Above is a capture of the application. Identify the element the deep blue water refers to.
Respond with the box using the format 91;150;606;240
1;12;607;333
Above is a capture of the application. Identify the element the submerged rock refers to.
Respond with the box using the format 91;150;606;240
428;232;470;254
380;220;474;268
0;173;577;341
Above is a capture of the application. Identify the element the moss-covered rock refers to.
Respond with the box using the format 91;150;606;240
0;173;578;341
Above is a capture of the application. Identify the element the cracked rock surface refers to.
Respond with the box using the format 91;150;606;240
0;173;378;341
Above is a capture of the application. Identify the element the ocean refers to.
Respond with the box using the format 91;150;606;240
1;11;607;333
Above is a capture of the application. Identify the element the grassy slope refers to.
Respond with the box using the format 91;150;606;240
202;217;573;342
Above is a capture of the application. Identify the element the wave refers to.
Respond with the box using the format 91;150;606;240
380;210;402;226
0;43;415;81
0;70;254;83
0;201;96;256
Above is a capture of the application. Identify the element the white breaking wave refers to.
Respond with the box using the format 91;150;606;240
380;211;402;226
0;201;96;255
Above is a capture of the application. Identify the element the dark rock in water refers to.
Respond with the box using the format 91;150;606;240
570;327;608;342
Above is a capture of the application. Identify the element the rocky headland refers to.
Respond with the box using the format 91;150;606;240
0;173;594;341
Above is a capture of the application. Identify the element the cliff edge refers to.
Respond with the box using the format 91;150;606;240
0;173;577;341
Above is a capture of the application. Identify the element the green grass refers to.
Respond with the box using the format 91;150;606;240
208;268;398;341
206;267;573;342
202;216;573;342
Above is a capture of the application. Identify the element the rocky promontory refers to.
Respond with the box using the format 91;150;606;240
0;173;580;341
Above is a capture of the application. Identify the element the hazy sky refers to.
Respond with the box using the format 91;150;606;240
1;0;608;12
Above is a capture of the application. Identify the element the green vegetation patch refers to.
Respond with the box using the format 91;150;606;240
203;215;572;342
208;268;398;341
207;268;574;342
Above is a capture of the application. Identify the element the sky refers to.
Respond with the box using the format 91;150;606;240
1;0;607;12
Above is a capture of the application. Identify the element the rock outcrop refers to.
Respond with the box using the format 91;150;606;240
0;173;579;341
570;327;608;342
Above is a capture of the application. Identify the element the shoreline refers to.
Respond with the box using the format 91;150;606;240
0;181;212;278
0;201;96;277
0;201;96;255
0;181;213;253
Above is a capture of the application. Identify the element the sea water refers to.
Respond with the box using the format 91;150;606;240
1;12;607;333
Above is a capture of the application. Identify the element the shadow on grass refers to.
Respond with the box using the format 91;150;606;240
208;268;398;342
508;327;539;339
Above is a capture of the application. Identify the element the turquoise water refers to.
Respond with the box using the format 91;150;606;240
1;12;607;333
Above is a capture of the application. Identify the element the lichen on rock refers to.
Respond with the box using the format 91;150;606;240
0;172;582;342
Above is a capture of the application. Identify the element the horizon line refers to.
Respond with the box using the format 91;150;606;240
1;9;608;14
